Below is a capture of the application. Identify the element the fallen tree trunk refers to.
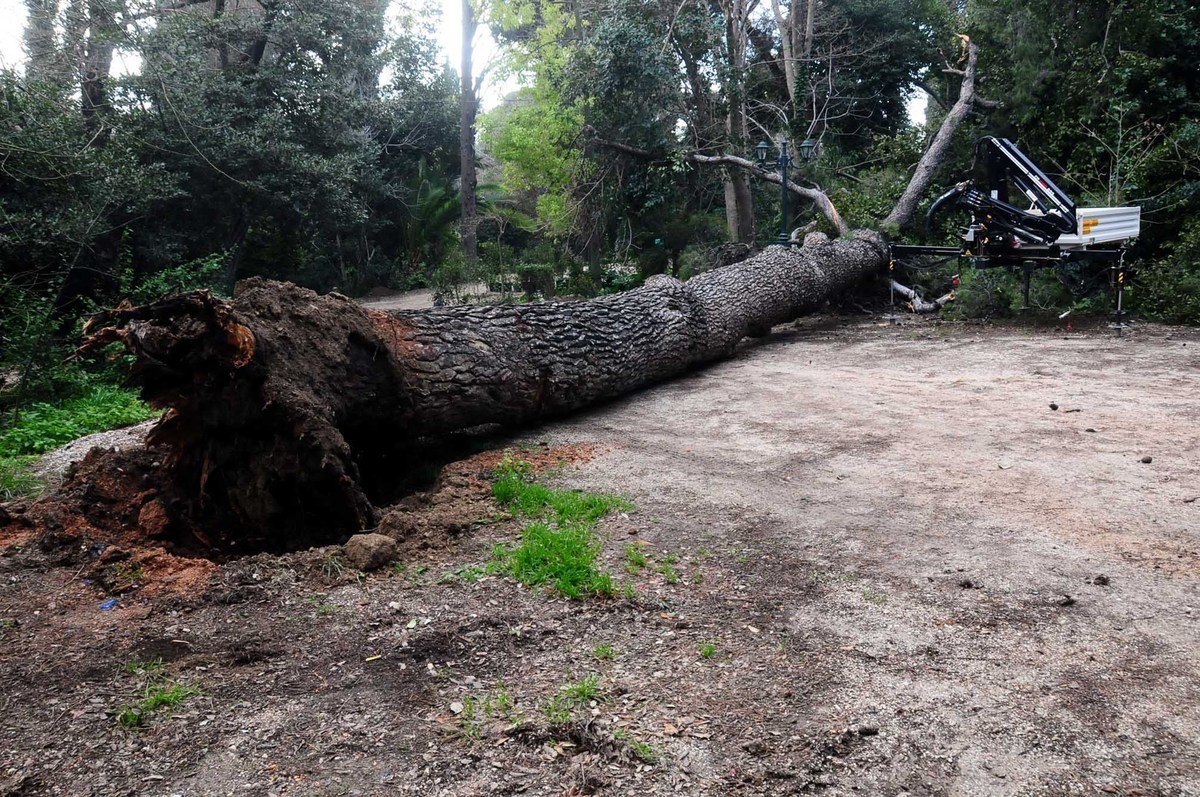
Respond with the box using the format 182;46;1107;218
80;231;886;551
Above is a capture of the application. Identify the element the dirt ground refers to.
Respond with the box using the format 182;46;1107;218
2;316;1199;797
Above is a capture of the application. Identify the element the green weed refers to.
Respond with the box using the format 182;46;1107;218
543;674;603;724
491;456;631;524
614;728;659;763
593;643;615;660
658;561;679;584
624;543;648;572
307;594;339;615
491;523;614;600
0;384;157;458
0;455;43;501
699;641;717;659
115;658;198;729
489;456;627;601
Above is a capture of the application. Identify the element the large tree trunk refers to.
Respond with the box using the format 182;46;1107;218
82;232;886;551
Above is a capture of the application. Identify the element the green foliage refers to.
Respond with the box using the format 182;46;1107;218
593;643;615;660
1133;226;1200;324
699;642;717;659
0;386;157;457
491;457;630;525
0;457;43;502
489;456;627;600
543;674;604;724
491;523;615;600
115;659;199;729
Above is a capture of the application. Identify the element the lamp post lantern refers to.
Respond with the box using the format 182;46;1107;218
757;137;816;246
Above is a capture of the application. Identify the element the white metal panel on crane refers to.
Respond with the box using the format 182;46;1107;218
1056;206;1141;248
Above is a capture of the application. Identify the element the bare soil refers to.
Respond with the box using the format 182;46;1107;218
2;316;1199;796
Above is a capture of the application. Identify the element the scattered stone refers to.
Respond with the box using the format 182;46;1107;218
957;578;981;589
743;739;771;757
1093;574;1111;586
1141;456;1153;464
1063;408;1081;413
1049;403;1059;411
855;724;880;737
1086;428;1097;433
1058;594;1076;607
343;533;398;571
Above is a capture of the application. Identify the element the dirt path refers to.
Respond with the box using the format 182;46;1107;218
2;318;1198;796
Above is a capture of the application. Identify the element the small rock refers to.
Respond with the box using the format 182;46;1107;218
855;724;880;737
344;533;398;571
1058;594;1076;607
1141;456;1153;464
1093;574;1110;586
1049;403;1059;411
1086;428;1097;433
957;578;981;590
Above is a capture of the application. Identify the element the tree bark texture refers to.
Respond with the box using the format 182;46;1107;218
882;40;979;231
83;232;886;550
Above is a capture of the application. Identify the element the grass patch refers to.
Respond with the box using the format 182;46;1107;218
699;641;717;659
614;728;659;763
115;658;198;729
0;455;43;501
593;642;615;660
543;674;604;724
491;456;631;524
1;384;157;457
491;523;614;599
624;543;648;573
0;383;156;501
489;456;629;601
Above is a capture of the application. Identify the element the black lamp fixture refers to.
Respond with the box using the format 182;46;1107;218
755;139;771;165
798;137;817;161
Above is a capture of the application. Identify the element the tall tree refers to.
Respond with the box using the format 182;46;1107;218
460;0;480;263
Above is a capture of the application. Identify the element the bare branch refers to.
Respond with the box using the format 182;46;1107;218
587;133;848;236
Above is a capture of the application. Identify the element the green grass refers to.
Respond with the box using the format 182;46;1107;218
559;674;602;703
1;384;157;457
543;675;604;724
115;658;198;729
117;682;199;728
593;642;615;660
491;456;631;524
0;455;43;501
624;543;648;572
491;523;615;600
699;641;717;659
0;383;157;500
614;728;659;763
489;457;629;601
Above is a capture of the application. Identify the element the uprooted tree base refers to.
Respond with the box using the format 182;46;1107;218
1;232;887;554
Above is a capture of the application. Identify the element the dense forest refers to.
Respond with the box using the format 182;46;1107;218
2;0;1199;407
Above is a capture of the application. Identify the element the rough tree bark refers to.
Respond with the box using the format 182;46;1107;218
81;232;885;550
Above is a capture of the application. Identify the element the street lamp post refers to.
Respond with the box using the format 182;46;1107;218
757;137;817;246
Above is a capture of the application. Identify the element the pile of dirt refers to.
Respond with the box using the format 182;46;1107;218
0;441;600;601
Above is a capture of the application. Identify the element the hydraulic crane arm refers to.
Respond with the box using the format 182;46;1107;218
926;137;1077;245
